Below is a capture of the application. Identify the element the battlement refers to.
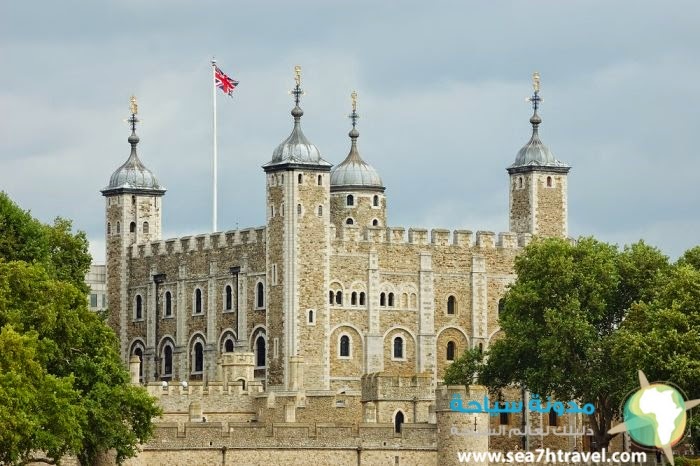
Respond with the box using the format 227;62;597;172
332;225;532;250
131;226;266;258
361;373;435;401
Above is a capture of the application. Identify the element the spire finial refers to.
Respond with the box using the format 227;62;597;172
127;95;140;146
291;65;303;107
526;72;543;129
349;90;359;129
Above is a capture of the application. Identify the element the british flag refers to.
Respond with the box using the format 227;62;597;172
215;66;239;96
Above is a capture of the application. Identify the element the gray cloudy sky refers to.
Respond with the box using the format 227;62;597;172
2;0;699;263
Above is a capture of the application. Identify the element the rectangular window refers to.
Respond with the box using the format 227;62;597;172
272;264;277;286
90;294;98;307
273;338;279;359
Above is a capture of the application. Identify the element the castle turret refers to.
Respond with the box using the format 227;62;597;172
262;67;332;389
507;73;570;238
330;91;386;229
102;96;165;363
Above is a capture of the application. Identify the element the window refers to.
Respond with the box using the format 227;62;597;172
478;343;483;354
346;218;354;225
225;285;233;310
317;175;322;185
297;204;302;215
447;295;456;315
346;194;354;206
372;219;379;226
107;222;111;235
102;294;106;307
163;345;173;376
255;336;266;367
329;291;335;305
549;410;558;426
135;295;143;319
547;176;552;187
317;205;323;217
116;222;121;234
193;342;204;373
270;205;275;217
298;173;303;184
388;293;395;307
359;292;366;306
165;291;172;317
225;339;234;353
90;293;98;307
518;177;523;188
500;411;510;426
335;291;343;305
446;341;456;361
133;347;143;378
498;298;505;317
131;195;136;205
194;289;202;314
380;292;386;307
143;221;149;234
373;195;379;207
393;337;404;359
281;174;284;184
339;335;350;357
351;292;357;305
308;309;314;324
394;411;405;433
130;222;136;233
256;282;264;308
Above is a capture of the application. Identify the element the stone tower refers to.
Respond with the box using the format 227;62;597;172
102;97;165;361
330;91;386;230
262;67;333;389
507;73;570;238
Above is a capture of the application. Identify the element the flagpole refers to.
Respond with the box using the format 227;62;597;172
211;58;218;233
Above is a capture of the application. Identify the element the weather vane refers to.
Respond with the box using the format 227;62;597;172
130;95;138;115
349;90;359;128
291;65;303;106
527;71;542;113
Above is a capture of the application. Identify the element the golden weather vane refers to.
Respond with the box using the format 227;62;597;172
532;72;541;93
294;65;302;87
130;95;138;115
351;90;358;112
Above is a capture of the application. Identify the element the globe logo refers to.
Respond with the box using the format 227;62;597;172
609;370;700;466
623;384;686;448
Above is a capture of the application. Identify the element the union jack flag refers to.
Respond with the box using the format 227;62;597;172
215;66;239;96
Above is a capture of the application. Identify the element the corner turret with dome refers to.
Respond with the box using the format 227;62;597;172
507;73;571;238
330;91;387;229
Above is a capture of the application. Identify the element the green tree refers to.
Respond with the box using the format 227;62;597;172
0;192;161;465
480;237;670;451
443;348;485;387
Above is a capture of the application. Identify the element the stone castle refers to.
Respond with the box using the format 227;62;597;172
99;69;585;465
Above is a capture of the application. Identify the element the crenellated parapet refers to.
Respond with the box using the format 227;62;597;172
130;227;267;258
361;372;435;401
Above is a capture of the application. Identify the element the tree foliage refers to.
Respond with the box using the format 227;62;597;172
0;192;161;465
443;348;485;387
479;237;672;450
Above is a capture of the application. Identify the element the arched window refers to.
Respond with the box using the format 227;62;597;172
373;195;379;207
317;205;323;217
281;174;284;184
317;174;322;185
518;177;523;188
339;335;350;357
270;205;275;218
388;293;395;307
346;194;354;206
380;292;386;307
133;347;143;378
393;337;404;359
135;295;143;320
359;292;366;306
143;221;149;234
163;345;173;376
498;298;505;317
255;336;266;367
329;291;335;305
164;291;172;317
308;309;314;323
335;291;343;305
131;195;136;205
351;292;357;305
446;341;456;361
225;285;233;310
447;295;456;315
130;222;136;233
372;219;379;226
193;342;204;373
116;222;121;234
478;343;483;354
107;222;111;235
549;410;558;426
346;218;354;225
297;204;302;215
194;289;202;314
225;339;235;353
547;176;552;187
256;282;264;308
394;411;405;433
298;173;303;184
